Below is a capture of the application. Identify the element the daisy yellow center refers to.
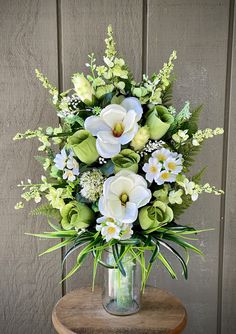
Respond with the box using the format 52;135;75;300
113;122;124;137
107;226;116;235
120;192;129;205
150;165;158;173
157;153;167;162
167;162;176;170
161;171;170;180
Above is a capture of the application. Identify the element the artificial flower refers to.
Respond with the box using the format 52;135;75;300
80;169;105;202
72;73;94;104
84;97;142;158
172;130;189;144
46;188;65;210
146;105;174;140
120;223;134;240
155;170;176;185
164;156;183;174
99;170;151;224
168;189;183;204
112;149;140;173
101;221;121;242
177;177;199;201
139;200;173;231
54;148;67;170
142;157;162;183
61;201;95;230
131;126;150;151
67;130;99;164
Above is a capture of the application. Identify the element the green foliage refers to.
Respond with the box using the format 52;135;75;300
170;193;193;220
182;105;203;134
192;167;207;184
30;203;61;219
178;140;203;172
162;81;173;107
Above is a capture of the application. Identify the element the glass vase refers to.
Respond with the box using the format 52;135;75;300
102;247;141;315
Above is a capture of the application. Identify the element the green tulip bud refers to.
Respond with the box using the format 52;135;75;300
146;106;174;140
60;201;95;230
72;73;94;105
67;130;99;165
112;149;140;173
131;126;150;151
139;200;173;232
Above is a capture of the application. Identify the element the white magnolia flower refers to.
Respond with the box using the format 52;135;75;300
155;170;176;185
164;157;183;174
84;97;142;158
101;221;121;242
54;148;67;170
99;170;151;224
143;157;162;183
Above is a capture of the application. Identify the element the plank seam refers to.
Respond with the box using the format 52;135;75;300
142;0;148;75
217;1;235;333
56;0;66;297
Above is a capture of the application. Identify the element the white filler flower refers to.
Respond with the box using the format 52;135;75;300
85;97;143;158
99;170;151;224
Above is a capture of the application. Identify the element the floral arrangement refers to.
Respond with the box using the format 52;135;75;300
14;26;224;288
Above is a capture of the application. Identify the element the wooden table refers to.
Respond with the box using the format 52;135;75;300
52;287;187;334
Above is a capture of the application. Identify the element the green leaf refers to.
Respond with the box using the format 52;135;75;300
164;235;204;256
112;244;126;277
182;105;203;134
39;237;74;256
157;252;177;279
192;167;207;184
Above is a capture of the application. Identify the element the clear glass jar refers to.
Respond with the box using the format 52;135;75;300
102;247;141;315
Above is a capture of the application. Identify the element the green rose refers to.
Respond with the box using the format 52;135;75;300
112;149;140;173
146;106;174;140
139;200;173;233
61;201;95;230
67;130;99;165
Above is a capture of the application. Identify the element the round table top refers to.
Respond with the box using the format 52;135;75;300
52;287;187;334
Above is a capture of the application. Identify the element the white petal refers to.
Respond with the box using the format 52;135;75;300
109;176;134;196
119;123;138;145
101;104;126;128
129;186;152;208
122;202;138;224
96;138;121;158
121;97;143;121
97;130;119;145
123;110;137;133
84;116;110;136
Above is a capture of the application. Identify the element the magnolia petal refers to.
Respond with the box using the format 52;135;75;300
123;110;137;133
109;176;134;196
96;138;121;158
122;202;138;224
121;97;143;121
101;104;126;128
129;186;152;208
84;116;110;136
97;130;119;145
119;123;138;145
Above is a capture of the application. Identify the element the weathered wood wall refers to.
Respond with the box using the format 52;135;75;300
0;0;235;333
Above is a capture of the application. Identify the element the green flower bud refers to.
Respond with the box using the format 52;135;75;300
131;126;150;151
67;130;99;165
139;200;173;232
146;106;174;140
112;149;140;173
61;201;95;230
72;73;94;105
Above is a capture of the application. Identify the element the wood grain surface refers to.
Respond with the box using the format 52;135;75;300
146;1;230;333
52;287;187;334
0;0;61;333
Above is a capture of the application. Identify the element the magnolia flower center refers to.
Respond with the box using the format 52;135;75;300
113;122;124;137
167;162;176;170
120;192;129;206
107;226;116;234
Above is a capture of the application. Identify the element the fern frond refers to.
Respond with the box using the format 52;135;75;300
178;140;203;171
162;82;173;107
171;194;193;220
192;167;207;184
30;204;60;219
182;105;203;134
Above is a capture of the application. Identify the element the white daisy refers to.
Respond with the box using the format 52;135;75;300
101;221;121;242
152;147;172;163
143;157;162;183
155;170;176;185
164;157;183;175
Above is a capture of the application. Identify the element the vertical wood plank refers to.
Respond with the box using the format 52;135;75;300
146;1;229;333
221;1;236;333
0;1;61;333
60;0;143;292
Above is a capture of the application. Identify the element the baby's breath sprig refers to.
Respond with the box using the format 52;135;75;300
138;140;165;157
